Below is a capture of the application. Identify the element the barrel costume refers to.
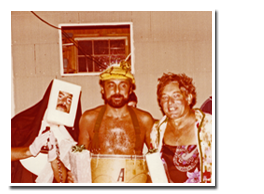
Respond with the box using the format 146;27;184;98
90;105;149;183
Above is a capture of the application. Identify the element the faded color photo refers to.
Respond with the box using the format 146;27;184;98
11;11;214;184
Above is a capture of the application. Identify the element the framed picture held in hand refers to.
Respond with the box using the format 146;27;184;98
46;79;81;127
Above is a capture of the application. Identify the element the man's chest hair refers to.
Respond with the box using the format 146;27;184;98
99;119;136;141
97;122;137;154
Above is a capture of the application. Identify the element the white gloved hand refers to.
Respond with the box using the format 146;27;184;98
29;131;50;157
47;131;57;162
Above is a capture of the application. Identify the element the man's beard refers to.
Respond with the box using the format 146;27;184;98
105;94;129;108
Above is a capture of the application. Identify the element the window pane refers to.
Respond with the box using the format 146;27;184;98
63;58;69;73
94;56;110;72
78;41;92;55
78;57;87;72
87;58;93;72
94;40;109;55
110;55;126;65
78;57;94;72
110;40;126;54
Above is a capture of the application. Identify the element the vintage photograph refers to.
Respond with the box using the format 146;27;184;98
11;11;214;185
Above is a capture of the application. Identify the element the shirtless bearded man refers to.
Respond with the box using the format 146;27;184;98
51;63;154;183
79;65;153;156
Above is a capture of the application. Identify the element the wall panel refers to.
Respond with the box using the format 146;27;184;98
12;11;213;119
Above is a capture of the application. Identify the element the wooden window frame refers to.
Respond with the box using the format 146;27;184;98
74;36;128;73
58;22;134;77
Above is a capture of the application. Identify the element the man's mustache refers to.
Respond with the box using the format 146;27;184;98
111;94;124;98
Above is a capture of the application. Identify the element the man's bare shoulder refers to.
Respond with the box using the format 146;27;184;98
81;105;104;121
132;107;154;123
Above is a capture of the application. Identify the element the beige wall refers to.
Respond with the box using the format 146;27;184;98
11;11;212;119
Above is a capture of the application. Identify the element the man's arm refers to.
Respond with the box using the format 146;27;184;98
48;131;68;183
50;159;68;183
11;147;33;161
11;131;50;161
78;111;92;149
141;112;155;150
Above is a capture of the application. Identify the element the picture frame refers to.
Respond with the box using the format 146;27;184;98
46;79;81;127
